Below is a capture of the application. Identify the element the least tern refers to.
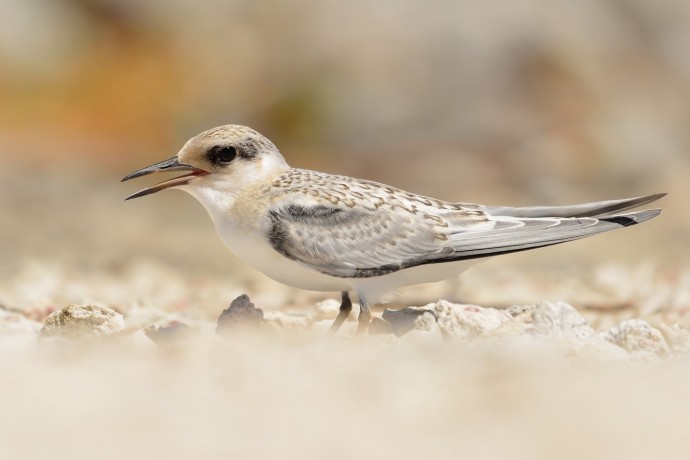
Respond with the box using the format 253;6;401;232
123;125;665;335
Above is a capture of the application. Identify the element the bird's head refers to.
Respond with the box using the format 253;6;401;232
122;125;289;201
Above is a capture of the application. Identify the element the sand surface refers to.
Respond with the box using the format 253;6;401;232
2;260;690;460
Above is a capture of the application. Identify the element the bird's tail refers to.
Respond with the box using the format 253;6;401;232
485;193;666;219
432;193;666;262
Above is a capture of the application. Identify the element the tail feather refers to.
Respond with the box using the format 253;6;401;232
428;208;663;263
485;193;666;218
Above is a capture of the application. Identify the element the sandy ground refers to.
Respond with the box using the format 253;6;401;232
3;292;690;460
1;169;688;460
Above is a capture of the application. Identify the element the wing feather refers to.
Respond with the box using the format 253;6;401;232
268;201;456;277
266;170;664;278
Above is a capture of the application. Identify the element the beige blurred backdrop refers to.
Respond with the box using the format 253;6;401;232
1;0;688;304
4;3;690;460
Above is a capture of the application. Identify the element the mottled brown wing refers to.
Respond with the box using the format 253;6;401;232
267;200;459;278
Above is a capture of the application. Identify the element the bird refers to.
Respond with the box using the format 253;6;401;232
122;124;665;335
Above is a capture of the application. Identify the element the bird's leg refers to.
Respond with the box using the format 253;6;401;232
328;291;352;335
355;298;371;336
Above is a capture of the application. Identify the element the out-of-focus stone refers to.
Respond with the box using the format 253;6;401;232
383;301;507;340
264;311;310;332
380;301;616;355
216;294;264;336
145;321;192;345
433;300;507;338
368;317;394;335
0;309;42;338
658;323;690;355
382;307;436;337
505;304;538;320
531;302;594;340
602;319;671;358
508;302;622;357
41;304;125;338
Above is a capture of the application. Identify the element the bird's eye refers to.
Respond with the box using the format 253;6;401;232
209;146;237;164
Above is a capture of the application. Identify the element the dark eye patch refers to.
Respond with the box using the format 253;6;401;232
208;145;237;165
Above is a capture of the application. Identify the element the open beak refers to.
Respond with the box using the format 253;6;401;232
121;156;209;200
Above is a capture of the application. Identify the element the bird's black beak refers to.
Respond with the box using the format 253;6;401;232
122;156;209;200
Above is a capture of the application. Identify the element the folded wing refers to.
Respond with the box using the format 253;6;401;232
267;193;664;279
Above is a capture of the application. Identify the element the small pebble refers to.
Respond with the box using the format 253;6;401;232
382;307;434;337
145;321;192;345
216;294;264;336
41;304;125;338
602;319;671;358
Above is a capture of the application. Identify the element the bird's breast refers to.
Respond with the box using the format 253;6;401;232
212;215;351;292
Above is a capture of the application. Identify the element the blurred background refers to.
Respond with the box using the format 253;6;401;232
1;0;688;312
3;3;690;459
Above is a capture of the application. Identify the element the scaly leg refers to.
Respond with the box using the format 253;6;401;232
355;298;371;336
328;291;352;335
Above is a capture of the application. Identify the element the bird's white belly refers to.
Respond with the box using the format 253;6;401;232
215;217;481;302
350;259;479;303
216;221;352;292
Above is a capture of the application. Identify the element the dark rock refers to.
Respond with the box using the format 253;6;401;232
216;294;264;336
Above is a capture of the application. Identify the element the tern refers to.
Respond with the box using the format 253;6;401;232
123;125;664;335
